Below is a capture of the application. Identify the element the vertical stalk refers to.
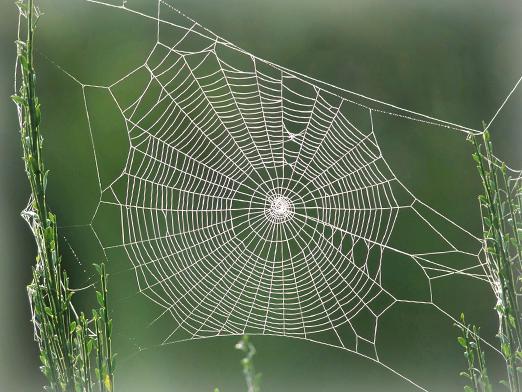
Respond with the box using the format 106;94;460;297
463;130;522;391
236;336;262;392
14;1;115;391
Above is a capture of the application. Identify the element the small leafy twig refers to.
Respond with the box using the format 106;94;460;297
456;314;493;392
235;336;262;392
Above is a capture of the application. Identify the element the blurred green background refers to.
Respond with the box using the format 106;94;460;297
1;1;521;391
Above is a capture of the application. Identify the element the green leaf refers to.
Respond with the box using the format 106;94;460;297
459;371;471;380
501;343;511;358
93;263;102;275
20;53;29;72
43;169;49;191
39;353;47;366
44;227;54;243
11;94;25;106
111;353;117;371
69;321;77;334
86;339;94;355
96;291;104;307
457;337;467;348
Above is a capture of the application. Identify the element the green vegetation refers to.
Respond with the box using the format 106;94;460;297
456;314;493;392
457;130;522;391
236;336;262;392
214;337;262;392
13;1;115;391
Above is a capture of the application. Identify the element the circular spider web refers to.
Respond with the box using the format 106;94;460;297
61;1;502;390
121;92;398;341
114;43;401;348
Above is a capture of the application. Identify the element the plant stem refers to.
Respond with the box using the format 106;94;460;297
461;130;522;391
13;1;115;391
236;336;262;392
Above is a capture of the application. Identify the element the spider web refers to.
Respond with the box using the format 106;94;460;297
34;1;521;390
